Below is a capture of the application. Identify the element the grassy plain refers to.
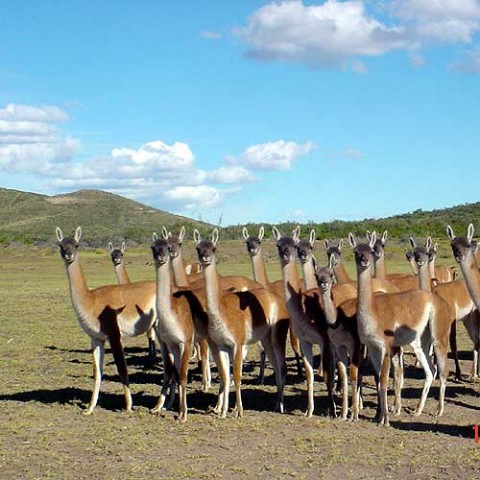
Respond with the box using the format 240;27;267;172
1;240;480;480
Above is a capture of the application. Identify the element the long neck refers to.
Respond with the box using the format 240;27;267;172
319;289;337;326
280;260;303;317
334;260;352;283
250;251;270;287
374;255;386;280
417;262;432;292
171;254;190;288
64;257;93;314
202;262;223;318
115;263;131;284
300;259;317;290
459;253;480;311
155;260;173;314
355;265;375;335
428;259;435;278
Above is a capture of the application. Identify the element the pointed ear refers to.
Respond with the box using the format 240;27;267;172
309;229;316;247
258;226;264;241
152;232;158;242
368;231;376;248
179;226;186;242
382;230;388;244
311;254;317;271
366;231;371;241
161;226;169;240
348;233;356;249
338;238;344;251
193;229;201;244
293;226;300;243
74;226;82;243
212;228;219;246
272;226;281;241
425;236;432;250
433;242;438;253
409;236;416;249
324;239;329;250
55;227;64;242
328;253;335;270
242;227;249;241
108;242;114;253
468;223;475;242
121;241;126;253
446;225;455;241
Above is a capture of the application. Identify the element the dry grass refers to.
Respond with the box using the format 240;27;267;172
1;242;480;480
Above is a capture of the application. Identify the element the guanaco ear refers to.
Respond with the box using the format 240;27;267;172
179;226;186;242
193;229;201;244
258;226;264;241
272;226;282;241
309;229;316;247
311;254;317;271
366;231;371;241
368;231;377;249
211;228;219;246
328;252;336;270
409;236;416;249
120;241;126;253
293;226;301;244
108;242;114;253
468;223;475;242
425;236;432;250
74;226;82;243
55;227;64;242
338;238;344;251
161;226;169;239
324;239;329;250
152;232;158;241
446;225;455;241
381;230;388;244
433;242;438;253
242;227;249;241
348;233;356;249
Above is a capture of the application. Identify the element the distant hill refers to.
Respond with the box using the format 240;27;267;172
0;188;210;246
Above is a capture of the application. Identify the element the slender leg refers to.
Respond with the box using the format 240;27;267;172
290;329;304;380
152;340;175;413
84;337;105;415
218;348;231;418
379;351;391;427
336;350;349;421
300;341;315;417
178;340;192;423
411;336;434;417
232;348;244;418
349;342;361;422
391;347;404;416
449;320;463;381
109;334;132;412
199;339;212;392
321;338;337;418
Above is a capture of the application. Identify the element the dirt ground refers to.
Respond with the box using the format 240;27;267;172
2;249;480;480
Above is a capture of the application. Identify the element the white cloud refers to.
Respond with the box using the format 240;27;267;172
201;30;223;40
237;140;316;170
206;165;257;184
235;0;480;70
450;47;480;72
0;103;68;122
163;185;226;210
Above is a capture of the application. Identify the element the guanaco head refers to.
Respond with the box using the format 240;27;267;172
166;226;186;259
151;233;171;266
324;238;344;267
193;228;218;266
295;229;316;264
272;226;300;265
242;226;264;257
108;241;126;266
367;230;388;261
409;236;431;268
56;226;82;264
314;254;336;293
348;231;376;272
447;224;476;264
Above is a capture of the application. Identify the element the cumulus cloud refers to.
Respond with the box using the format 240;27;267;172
235;0;480;70
235;140;316;170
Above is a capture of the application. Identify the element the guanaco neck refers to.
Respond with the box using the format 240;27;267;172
373;254;387;280
280;259;303;314
249;251;270;288
171;254;190;288
355;265;375;336
428;259;436;279
459;253;480;311
155;259;174;314
318;288;337;327
115;262;131;284
300;258;317;290
334;260;353;283
417;262;433;292
201;261;223;318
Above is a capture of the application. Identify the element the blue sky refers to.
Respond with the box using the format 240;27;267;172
1;0;480;226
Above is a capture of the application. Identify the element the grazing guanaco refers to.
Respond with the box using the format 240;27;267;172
56;227;158;415
349;231;449;426
194;228;288;418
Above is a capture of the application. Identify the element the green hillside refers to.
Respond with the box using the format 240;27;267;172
0;188;209;246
